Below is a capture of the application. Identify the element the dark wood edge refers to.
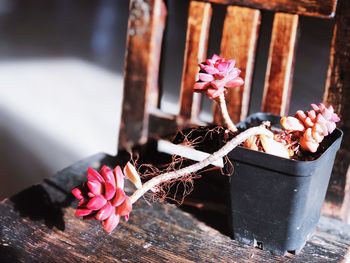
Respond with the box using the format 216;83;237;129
198;0;337;19
323;0;350;222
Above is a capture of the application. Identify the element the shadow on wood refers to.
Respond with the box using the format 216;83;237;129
10;184;67;231
0;244;20;262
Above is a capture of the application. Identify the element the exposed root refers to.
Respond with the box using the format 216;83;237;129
135;154;202;205
173;125;227;148
130;125;273;204
131;126;236;205
222;155;234;177
148;172;201;206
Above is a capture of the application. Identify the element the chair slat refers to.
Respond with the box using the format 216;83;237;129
198;0;337;18
261;13;299;116
214;6;260;125
179;1;212;120
119;0;167;149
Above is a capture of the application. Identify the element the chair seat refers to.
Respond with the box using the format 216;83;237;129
1;152;349;262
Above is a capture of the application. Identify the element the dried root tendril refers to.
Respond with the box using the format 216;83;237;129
133;127;234;205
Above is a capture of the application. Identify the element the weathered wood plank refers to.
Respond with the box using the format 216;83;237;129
323;0;350;223
261;13;299;116
148;110;206;139
214;6;260;125
0;153;349;262
148;109;178;139
179;1;212;120
119;0;167;149
198;0;337;18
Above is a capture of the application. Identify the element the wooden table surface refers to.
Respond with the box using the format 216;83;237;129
1;153;349;262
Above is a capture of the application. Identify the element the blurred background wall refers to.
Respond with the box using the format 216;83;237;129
0;0;334;199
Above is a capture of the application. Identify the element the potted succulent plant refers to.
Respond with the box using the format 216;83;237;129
229;111;342;255
71;55;342;255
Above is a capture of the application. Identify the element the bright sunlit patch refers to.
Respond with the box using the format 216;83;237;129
0;58;123;198
0;58;123;157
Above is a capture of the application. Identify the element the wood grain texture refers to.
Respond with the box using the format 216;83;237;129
261;13;299;116
323;0;350;222
198;0;337;18
214;6;260;125
179;1;212;120
0;152;349;262
119;0;167;149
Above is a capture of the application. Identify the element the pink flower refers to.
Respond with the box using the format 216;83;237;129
72;165;132;233
193;54;244;99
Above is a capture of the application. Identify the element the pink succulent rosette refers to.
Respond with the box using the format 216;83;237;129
194;54;244;99
71;165;132;233
297;103;340;152
281;103;340;153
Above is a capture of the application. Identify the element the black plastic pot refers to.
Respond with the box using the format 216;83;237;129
228;113;343;255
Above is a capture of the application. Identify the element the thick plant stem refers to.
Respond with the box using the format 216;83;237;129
129;125;273;204
218;94;237;132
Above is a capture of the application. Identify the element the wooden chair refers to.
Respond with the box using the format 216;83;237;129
1;0;350;261
120;0;350;222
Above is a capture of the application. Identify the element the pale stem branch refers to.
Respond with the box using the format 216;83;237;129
218;93;238;132
129;125;273;204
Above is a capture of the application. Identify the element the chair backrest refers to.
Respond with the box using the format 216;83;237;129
119;0;338;148
119;0;350;221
